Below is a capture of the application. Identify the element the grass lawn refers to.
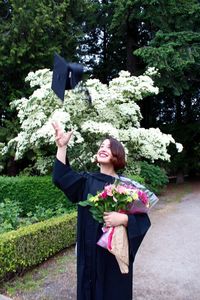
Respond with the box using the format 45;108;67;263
0;247;76;299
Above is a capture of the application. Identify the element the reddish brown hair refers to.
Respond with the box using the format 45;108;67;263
100;136;126;171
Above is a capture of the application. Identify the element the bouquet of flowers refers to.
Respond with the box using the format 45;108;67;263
79;180;158;273
79;180;151;223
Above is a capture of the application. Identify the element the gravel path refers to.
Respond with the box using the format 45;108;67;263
134;187;200;300
1;182;200;300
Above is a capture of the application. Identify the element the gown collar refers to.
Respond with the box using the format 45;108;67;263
90;172;119;183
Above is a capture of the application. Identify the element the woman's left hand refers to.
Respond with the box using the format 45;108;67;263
103;212;128;227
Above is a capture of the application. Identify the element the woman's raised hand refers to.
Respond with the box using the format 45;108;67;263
52;121;73;148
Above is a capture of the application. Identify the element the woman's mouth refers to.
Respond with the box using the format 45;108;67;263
98;152;109;158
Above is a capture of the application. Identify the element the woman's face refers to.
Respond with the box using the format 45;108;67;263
96;139;113;165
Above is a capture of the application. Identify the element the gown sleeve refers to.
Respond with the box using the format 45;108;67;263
123;178;157;260
52;157;87;203
127;213;151;260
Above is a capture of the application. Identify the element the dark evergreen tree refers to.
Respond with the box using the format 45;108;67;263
0;0;85;174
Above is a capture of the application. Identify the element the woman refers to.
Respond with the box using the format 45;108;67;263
52;122;154;300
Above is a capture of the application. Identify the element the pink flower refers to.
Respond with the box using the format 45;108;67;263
115;185;127;194
99;190;108;199
104;184;113;196
138;190;149;205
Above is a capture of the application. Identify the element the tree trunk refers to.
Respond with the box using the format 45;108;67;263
6;157;19;176
176;171;185;184
175;96;182;123
140;96;154;128
126;23;140;74
185;94;192;123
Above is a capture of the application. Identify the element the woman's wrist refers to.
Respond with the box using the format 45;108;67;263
56;146;67;164
57;145;67;150
122;214;128;227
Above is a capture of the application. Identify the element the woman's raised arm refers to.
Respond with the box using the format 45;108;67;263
52;122;87;203
52;121;73;164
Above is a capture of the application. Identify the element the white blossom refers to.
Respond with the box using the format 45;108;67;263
145;67;159;76
1;67;183;174
81;121;119;139
176;143;183;153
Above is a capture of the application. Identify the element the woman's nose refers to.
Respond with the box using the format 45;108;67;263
101;146;108;151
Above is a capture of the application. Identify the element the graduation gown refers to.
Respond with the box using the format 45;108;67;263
53;158;151;300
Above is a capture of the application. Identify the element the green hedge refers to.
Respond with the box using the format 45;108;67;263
140;161;169;194
0;211;77;281
0;176;74;215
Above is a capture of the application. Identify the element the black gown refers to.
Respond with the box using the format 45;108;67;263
53;158;152;300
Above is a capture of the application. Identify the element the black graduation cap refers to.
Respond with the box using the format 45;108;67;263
51;53;83;101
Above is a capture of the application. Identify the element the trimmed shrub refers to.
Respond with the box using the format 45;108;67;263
124;160;167;194
140;161;169;194
0;211;77;281
125;174;145;184
0;199;22;234
0;176;74;215
0;198;75;234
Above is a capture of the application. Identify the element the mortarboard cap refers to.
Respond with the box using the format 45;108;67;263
51;53;83;101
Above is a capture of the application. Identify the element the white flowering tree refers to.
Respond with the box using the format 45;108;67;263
2;67;182;174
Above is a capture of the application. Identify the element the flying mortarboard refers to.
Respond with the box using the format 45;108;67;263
51;53;84;101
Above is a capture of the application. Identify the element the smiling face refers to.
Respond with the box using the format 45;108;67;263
96;139;114;166
96;136;126;171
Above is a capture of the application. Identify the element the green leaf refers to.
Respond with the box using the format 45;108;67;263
78;200;90;207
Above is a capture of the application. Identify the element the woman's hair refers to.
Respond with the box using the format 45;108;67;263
99;136;126;171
